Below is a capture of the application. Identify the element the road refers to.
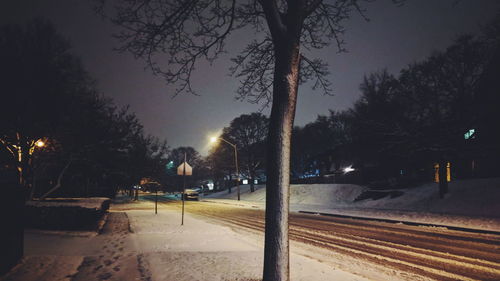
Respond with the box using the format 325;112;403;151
142;195;500;281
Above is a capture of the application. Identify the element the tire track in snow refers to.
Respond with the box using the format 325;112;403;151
149;198;500;281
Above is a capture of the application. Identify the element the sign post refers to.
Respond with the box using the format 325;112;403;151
177;153;192;225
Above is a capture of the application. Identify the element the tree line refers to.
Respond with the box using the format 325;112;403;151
0;19;169;199
207;16;500;200
6;16;497;200
291;19;500;196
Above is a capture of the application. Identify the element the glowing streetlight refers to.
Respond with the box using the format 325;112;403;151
29;139;46;156
210;136;240;201
35;140;45;148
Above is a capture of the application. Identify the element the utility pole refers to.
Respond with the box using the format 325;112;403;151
182;152;186;225
210;137;240;200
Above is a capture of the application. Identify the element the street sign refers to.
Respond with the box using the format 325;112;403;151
177;162;192;176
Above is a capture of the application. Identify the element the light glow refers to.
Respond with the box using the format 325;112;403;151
210;137;218;143
35;140;45;148
343;165;355;174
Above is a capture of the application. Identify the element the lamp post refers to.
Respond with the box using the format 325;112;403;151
210;137;240;201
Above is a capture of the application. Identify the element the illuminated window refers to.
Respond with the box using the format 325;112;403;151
434;162;451;182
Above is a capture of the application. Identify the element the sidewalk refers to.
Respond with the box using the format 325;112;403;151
1;200;369;281
114;202;370;281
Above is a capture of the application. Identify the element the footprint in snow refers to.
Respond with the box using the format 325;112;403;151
93;265;103;272
98;272;113;280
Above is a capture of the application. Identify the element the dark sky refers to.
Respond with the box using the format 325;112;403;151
1;0;499;154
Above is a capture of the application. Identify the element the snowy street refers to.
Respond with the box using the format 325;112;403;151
1;198;367;281
143;196;500;281
2;191;500;281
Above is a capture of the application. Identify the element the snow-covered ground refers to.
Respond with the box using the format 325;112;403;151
3;179;498;281
1;199;370;281
125;208;369;281
204;178;500;232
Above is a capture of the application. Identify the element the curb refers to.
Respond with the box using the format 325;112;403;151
201;199;262;209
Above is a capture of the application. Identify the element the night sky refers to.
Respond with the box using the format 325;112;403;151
1;0;499;154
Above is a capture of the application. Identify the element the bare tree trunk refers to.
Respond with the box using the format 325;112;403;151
29;171;37;200
40;158;72;200
250;169;255;193
263;40;301;281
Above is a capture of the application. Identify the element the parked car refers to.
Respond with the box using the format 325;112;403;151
184;187;201;200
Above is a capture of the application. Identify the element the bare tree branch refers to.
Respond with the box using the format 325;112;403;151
300;54;332;95
96;0;378;102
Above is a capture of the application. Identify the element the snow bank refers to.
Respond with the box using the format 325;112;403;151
205;184;366;205
25;198;110;230
206;178;500;231
207;179;500;217
205;185;266;201
26;198;110;210
353;178;500;217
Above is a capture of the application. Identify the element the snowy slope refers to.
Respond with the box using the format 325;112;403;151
205;183;366;205
205;178;500;231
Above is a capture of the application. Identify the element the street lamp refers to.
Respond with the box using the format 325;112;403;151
35;140;45;148
29;138;46;156
210;137;240;201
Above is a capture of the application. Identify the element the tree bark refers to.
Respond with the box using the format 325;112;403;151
29;171;37;200
263;39;301;281
40;158;72;200
2;181;24;275
250;169;255;192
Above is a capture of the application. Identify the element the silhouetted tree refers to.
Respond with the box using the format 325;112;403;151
467;13;500;178
341;34;491;194
291;110;351;178
96;0;399;279
219;113;268;192
396;36;487;197
347;70;401;178
0;19;95;193
0;20;169;199
207;139;237;192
